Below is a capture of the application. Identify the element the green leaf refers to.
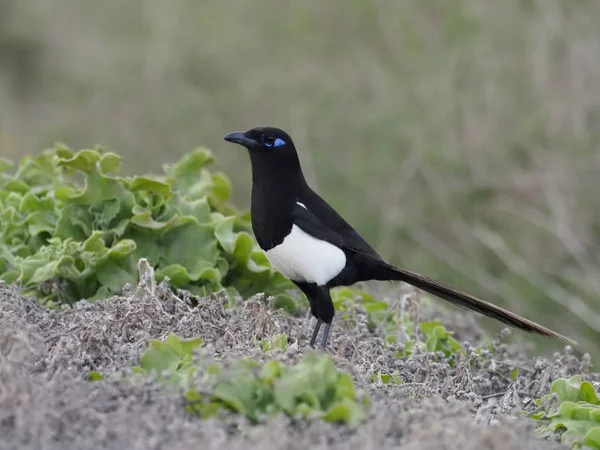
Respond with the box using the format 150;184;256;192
584;427;600;450
362;300;388;313
209;172;231;203
57;149;101;174
3;179;30;194
271;293;298;314
335;373;357;399
165;333;203;356
98;153;122;174
128;176;173;201
176;197;211;223
420;321;462;357
163;148;215;191
185;388;220;419
581;381;600;405
260;360;282;382
96;261;136;290
260;333;288;352
214;216;239;254
0;157;14;173
273;354;339;414
213;375;260;420
157;264;221;286
420;320;443;336
87;371;104;381
161;222;219;278
27;210;56;236
53;143;74;158
54;185;81;201
322;397;364;428
551;376;587;403
107;239;136;258
139;339;184;376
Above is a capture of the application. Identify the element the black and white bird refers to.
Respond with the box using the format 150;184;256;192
224;126;576;350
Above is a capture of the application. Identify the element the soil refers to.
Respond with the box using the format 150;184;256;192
1;272;596;450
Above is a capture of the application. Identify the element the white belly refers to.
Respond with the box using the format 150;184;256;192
265;225;346;286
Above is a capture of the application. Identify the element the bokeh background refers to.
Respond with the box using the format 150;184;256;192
1;0;599;354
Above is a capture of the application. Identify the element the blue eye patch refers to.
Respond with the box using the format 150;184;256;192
264;137;286;148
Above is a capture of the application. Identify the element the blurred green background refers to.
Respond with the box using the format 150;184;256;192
1;0;599;354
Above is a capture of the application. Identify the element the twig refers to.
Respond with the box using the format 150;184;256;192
490;359;532;373
44;325;80;343
481;390;532;400
397;382;425;389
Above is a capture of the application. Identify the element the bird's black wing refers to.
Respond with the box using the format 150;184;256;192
291;202;344;248
299;191;385;261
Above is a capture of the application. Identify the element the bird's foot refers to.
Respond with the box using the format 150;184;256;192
308;318;332;351
319;322;331;350
309;318;322;348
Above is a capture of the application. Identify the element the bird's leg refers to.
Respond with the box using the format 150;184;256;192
319;322;331;350
309;318;322;348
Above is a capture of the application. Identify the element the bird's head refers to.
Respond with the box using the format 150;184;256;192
224;126;303;179
224;126;294;152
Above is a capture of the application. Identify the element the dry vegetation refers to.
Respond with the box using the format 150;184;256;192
2;273;595;450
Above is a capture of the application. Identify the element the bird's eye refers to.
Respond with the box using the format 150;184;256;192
262;135;276;147
262;134;286;148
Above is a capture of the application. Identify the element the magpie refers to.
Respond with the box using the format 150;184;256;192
224;126;576;350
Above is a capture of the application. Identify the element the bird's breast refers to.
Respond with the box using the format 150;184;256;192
264;224;346;286
250;187;295;250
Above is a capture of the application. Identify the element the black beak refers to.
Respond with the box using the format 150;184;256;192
224;131;256;148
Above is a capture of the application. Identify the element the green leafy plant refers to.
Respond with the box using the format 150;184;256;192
258;332;289;352
331;287;389;318
331;288;466;361
186;354;367;427
93;333;368;427
532;375;600;449
332;287;413;331
0;145;295;306
420;320;463;357
135;333;204;385
370;371;403;385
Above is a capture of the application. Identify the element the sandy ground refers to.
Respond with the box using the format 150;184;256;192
0;275;595;450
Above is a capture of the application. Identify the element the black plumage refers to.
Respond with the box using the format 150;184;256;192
224;126;576;350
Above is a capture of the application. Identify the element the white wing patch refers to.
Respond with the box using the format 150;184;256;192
265;224;346;286
296;202;307;209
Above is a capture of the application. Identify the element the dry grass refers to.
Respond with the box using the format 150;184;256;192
1;0;599;354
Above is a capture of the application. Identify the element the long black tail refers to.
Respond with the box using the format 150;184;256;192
378;263;576;346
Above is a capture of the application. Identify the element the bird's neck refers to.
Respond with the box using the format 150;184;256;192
250;164;307;208
248;150;307;200
248;151;308;249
